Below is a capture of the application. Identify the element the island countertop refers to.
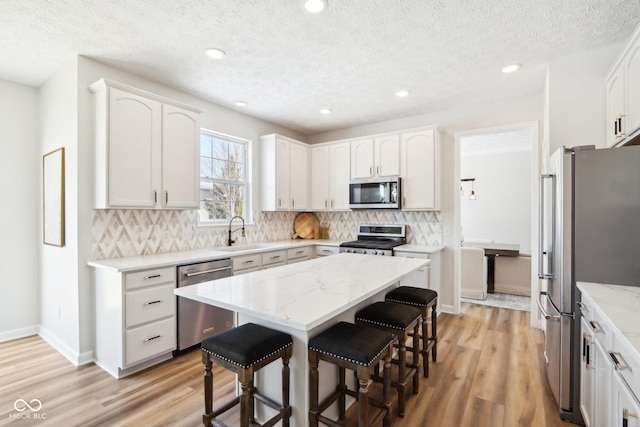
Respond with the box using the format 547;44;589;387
174;252;428;332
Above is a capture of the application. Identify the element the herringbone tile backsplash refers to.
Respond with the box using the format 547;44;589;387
92;210;442;260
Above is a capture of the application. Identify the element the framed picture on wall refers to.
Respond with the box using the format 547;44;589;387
43;147;65;247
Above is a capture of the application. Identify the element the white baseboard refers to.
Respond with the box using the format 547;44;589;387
440;303;454;314
0;325;39;343
38;326;93;367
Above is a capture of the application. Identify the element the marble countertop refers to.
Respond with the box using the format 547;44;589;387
88;239;342;272
577;282;640;356
174;253;428;331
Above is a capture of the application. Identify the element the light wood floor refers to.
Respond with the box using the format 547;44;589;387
0;303;575;427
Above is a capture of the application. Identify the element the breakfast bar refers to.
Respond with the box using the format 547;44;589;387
174;253;429;427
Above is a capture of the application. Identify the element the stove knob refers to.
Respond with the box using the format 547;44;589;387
379;252;385;256
371;250;377;255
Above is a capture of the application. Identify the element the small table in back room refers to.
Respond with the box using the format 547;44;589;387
462;242;520;293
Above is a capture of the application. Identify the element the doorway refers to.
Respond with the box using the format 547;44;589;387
453;122;540;327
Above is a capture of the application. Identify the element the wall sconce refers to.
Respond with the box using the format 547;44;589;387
461;178;477;200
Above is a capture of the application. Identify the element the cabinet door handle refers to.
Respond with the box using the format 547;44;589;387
153;190;158;205
295;250;304;254
164;191;168;205
292;199;295;208
615;118;619;137
609;350;631;371
278;198;282;207
243;260;254;264
377;165;380;175
577;301;588;312
325;200;328;208
185;266;232;277
270;255;282;260
623;408;638;426
589;320;603;333
330;199;334;209
144;274;161;279
143;335;163;342
144;300;162;306
618;115;626;137
369;166;372;176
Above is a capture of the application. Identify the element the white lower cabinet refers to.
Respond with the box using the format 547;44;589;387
614;373;640;427
392;249;441;310
94;266;177;378
315;245;339;257
580;287;640;427
287;246;313;264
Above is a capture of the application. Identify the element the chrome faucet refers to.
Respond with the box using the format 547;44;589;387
228;216;245;246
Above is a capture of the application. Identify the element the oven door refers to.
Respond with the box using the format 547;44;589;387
349;178;400;209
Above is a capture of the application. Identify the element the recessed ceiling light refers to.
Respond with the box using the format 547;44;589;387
204;48;226;59
303;0;328;13
395;90;410;97
502;64;522;73
234;101;247;107
320;109;332;115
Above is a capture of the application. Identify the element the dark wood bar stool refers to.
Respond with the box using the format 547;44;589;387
308;321;394;427
201;323;293;427
355;301;422;417
386;286;438;377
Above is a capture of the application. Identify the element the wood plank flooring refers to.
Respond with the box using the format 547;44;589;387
0;303;575;427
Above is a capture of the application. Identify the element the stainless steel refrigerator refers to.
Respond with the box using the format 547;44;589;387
538;145;640;424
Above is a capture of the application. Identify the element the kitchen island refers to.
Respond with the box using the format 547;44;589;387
174;253;429;427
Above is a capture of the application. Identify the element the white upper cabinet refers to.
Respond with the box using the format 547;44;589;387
261;134;309;211
311;142;351;211
289;142;309;210
400;127;441;210
330;142;351;210
90;79;202;209
374;135;400;177
162;104;201;208
606;62;625;147
606;23;640;146
311;146;330;210
625;29;640;138
350;135;400;179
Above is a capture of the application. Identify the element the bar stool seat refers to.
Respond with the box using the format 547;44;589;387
309;321;394;427
355;301;422;417
201;323;293;427
386;286;438;377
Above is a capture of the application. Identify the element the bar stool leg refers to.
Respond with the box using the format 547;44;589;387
357;376;370;427
239;369;252;427
421;309;430;377
432;303;438;362
382;349;392;427
338;367;347;420
203;355;214;426
397;335;407;417
309;351;320;427
282;350;291;427
412;322;420;394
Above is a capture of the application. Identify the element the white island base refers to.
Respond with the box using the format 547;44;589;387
174;253;429;427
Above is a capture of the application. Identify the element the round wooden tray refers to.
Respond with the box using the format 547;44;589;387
292;212;319;239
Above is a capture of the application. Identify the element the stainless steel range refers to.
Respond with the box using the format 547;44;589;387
339;224;406;256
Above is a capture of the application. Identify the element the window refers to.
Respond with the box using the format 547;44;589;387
199;130;249;224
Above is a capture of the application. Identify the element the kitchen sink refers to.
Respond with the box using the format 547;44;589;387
215;243;276;252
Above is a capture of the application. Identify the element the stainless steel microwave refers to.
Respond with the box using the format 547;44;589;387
349;177;401;209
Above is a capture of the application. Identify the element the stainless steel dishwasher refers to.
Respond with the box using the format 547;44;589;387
176;258;233;351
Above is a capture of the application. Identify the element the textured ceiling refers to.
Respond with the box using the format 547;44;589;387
461;128;532;154
2;1;639;135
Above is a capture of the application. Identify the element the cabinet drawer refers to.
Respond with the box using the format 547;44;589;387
125;284;176;328
262;250;287;266
233;254;262;272
287;246;312;260
315;245;339;256
125;317;176;366
125;267;175;290
611;332;640;402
